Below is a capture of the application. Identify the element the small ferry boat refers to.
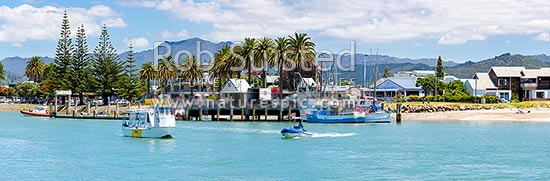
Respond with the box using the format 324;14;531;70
121;106;176;138
20;106;50;117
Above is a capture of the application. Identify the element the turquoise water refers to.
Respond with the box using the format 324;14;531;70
2;111;550;180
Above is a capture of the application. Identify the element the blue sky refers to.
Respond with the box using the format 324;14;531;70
2;0;550;63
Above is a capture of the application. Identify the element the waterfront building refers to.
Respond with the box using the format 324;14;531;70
465;67;550;101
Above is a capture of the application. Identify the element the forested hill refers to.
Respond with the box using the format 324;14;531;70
445;53;550;78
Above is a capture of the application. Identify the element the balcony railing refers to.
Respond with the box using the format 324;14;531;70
520;82;537;89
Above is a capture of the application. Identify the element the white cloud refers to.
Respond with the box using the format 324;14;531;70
119;0;550;45
0;4;126;46
535;32;550;41
117;0;158;8
123;37;150;48
438;30;487;45
160;29;189;39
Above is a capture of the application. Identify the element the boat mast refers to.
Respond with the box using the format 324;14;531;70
374;48;378;100
363;51;367;86
335;58;338;87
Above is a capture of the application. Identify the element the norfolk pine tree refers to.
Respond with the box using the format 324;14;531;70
92;25;124;105
71;24;93;105
54;10;74;98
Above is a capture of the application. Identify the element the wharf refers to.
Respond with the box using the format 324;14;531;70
50;106;302;122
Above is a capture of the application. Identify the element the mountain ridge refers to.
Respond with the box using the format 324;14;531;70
2;38;550;84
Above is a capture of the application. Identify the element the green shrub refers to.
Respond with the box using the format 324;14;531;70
408;95;420;102
483;95;499;103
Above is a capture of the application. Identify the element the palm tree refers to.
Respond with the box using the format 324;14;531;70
181;56;204;90
211;46;237;90
287;33;316;90
25;56;46;82
241;38;257;85
274;37;289;91
255;37;274;88
140;62;156;97
157;56;177;91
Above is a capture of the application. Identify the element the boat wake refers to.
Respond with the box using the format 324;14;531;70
179;126;357;138
310;132;357;138
179;125;280;135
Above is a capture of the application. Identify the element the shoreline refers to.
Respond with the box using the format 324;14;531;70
402;108;550;122
3;103;550;123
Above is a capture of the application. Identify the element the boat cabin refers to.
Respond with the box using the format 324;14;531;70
123;107;176;128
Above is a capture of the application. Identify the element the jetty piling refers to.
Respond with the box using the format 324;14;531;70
396;103;402;123
115;103;119;119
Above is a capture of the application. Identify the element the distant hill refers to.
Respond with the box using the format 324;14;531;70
333;53;550;84
119;37;233;65
2;38;549;84
0;38;232;84
446;53;550;78
1;56;54;77
330;63;432;85
528;54;550;63
1;56;54;84
363;55;458;67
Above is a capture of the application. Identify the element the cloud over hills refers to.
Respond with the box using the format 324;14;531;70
0;4;126;46
119;0;550;45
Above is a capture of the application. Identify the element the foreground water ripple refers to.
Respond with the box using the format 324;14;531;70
2;111;550;180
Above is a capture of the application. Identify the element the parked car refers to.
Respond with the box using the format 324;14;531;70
31;98;45;104
0;96;11;103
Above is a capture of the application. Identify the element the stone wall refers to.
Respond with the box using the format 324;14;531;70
387;104;495;113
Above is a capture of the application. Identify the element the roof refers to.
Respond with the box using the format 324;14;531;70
443;76;459;83
490;67;525;77
371;77;422;90
220;79;250;93
368;78;387;88
412;70;435;77
471;73;496;89
521;68;550;78
322;85;350;92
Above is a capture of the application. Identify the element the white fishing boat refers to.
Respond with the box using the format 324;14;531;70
121;106;176;138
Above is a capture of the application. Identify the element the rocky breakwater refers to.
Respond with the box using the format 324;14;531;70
391;104;496;113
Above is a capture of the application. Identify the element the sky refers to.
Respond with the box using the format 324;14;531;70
2;0;550;63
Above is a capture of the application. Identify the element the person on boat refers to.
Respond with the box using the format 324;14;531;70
293;119;306;131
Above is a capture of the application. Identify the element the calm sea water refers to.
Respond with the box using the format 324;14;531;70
2;111;550;180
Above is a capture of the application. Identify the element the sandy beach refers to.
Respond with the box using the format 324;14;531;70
402;108;550;122
0;103;42;112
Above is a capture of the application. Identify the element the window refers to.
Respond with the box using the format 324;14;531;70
498;78;508;86
536;92;545;98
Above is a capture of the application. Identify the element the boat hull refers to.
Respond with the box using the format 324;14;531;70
280;127;312;139
305;114;365;123
20;110;50;117
364;112;392;123
122;127;172;138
